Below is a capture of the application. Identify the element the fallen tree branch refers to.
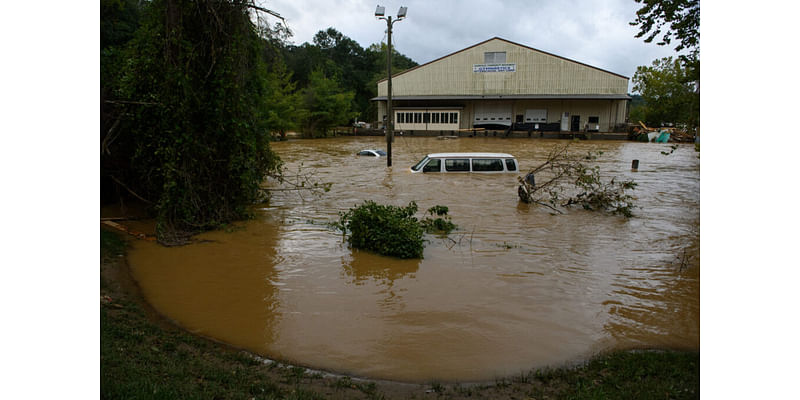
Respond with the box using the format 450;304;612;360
109;175;154;205
517;144;637;217
103;99;161;106
244;3;285;21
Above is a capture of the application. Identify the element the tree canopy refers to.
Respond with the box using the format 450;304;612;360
629;0;699;133
630;0;699;56
283;28;418;123
631;57;699;130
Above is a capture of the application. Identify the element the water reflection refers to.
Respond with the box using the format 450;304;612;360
127;137;700;382
341;249;420;286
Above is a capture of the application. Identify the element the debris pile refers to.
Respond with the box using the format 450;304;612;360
630;122;695;143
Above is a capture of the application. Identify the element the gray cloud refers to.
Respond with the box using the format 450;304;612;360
261;0;688;91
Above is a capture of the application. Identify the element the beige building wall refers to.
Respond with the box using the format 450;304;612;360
377;38;628;97
376;38;629;132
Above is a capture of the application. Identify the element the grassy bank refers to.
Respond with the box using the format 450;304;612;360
100;229;699;399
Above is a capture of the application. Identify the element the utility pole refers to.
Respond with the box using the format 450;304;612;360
386;16;393;167
376;6;407;167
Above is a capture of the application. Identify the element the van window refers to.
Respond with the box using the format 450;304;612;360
505;159;517;171
472;159;503;171
445;159;470;172
411;156;429;171
422;158;441;172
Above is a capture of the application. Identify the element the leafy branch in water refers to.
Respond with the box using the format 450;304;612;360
420;205;457;234
518;145;638;217
261;163;332;202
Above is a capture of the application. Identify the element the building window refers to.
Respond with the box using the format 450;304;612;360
588;116;599;123
484;51;506;64
441;112;448;123
432;113;439;124
450;112;458;124
397;112;404;123
423;112;430;124
414;112;422;123
406;112;412;123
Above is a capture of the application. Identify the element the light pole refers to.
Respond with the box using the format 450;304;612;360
375;5;407;167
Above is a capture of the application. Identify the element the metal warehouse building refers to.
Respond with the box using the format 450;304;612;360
373;37;630;135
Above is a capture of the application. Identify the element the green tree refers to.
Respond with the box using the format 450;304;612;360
301;69;354;137
364;42;418;120
111;0;284;243
630;0;700;124
283;30;418;123
630;0;699;55
313;28;375;123
632;57;699;130
262;62;303;140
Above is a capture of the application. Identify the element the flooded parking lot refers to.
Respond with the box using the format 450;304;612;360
127;136;699;382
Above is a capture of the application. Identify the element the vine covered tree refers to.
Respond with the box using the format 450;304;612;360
108;0;285;244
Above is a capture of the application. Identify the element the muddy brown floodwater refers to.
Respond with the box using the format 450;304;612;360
127;137;699;383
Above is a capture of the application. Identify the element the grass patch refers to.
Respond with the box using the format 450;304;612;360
523;350;700;399
101;302;289;399
101;229;126;261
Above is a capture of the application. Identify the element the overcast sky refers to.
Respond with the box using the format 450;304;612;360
261;0;685;91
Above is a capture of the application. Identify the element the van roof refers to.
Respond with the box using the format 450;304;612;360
426;152;515;158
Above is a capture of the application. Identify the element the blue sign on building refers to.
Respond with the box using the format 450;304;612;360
473;63;516;73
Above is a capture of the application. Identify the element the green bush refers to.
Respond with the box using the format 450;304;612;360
335;201;424;259
420;205;457;234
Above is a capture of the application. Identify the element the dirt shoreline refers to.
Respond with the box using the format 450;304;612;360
101;227;699;399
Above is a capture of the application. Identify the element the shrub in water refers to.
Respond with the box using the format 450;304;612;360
336;201;424;259
420;205;456;234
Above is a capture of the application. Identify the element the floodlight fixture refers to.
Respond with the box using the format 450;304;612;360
374;5;408;167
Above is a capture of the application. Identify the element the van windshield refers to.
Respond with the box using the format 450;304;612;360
411;156;429;172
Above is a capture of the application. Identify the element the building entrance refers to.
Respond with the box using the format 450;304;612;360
571;115;581;132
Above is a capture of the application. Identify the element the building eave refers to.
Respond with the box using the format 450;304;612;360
371;94;632;102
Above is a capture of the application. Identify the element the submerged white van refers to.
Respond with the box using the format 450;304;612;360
410;152;519;173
